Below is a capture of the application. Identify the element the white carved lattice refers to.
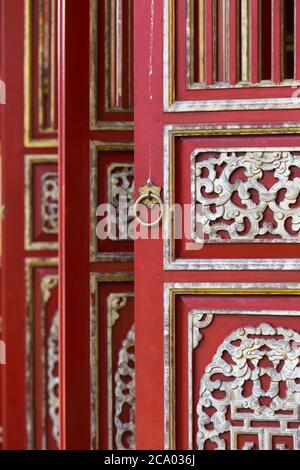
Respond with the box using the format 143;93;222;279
197;323;300;450
193;150;300;242
47;311;59;446
114;325;135;450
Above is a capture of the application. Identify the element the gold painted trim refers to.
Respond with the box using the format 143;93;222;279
25;257;58;449
90;141;134;263
164;282;300;450
90;0;134;131
90;272;134;450
25;154;58;251
24;0;57;148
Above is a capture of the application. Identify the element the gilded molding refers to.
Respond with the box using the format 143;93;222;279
25;155;58;251
163;282;300;450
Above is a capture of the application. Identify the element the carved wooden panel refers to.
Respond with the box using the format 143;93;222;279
164;124;300;270
25;155;58;251
164;283;300;450
90;0;134;129
197;323;300;450
164;0;300;111
24;0;58;147
25;259;59;450
90;142;134;262
90;273;135;450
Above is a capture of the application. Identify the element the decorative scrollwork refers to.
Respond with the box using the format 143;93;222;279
193;151;300;242
114;325;135;450
41;172;58;234
47;311;59;447
197;323;300;450
107;164;134;240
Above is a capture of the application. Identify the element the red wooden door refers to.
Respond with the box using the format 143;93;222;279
58;0;134;450
0;0;135;450
134;0;300;450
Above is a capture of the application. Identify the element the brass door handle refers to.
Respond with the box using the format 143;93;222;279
133;180;164;227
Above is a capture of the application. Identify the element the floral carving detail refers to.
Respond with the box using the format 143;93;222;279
41;172;58;234
197;324;300;450
107;164;134;240
114;325;135;450
47;311;59;447
193;151;300;242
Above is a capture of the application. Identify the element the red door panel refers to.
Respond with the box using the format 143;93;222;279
26;259;58;450
90;273;134;450
165;0;300;111
135;0;300;451
165;129;300;270
1;0;58;449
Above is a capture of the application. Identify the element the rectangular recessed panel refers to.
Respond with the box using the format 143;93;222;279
90;142;134;262
25;155;58;251
26;259;59;450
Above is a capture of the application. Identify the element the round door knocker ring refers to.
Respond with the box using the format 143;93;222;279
134;191;164;227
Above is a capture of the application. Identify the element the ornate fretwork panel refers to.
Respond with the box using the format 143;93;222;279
197;324;300;451
192;149;300;243
188;0;297;88
107;164;134;241
114;325;135;450
41;172;58;235
47;311;59;447
90;274;134;450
